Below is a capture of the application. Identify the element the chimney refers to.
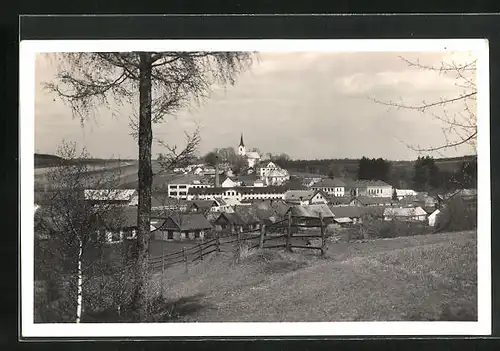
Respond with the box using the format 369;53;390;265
215;153;220;187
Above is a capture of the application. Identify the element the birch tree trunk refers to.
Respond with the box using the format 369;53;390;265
133;52;153;321
75;238;83;323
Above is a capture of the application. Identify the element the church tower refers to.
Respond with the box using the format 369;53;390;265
238;133;246;156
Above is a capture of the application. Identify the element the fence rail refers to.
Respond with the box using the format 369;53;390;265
149;213;329;274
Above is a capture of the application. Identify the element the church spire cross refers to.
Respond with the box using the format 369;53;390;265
239;133;245;147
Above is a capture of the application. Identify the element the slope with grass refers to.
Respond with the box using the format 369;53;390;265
155;230;477;322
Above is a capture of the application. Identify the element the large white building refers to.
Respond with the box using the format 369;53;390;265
188;185;287;202
167;175;213;200
259;161;290;186
311;178;346;197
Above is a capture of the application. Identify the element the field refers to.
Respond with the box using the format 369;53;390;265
153;230;477;322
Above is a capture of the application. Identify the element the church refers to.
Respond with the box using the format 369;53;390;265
237;133;261;170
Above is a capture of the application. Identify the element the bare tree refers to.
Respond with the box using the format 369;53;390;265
372;55;477;154
45;51;255;320
34;141;129;322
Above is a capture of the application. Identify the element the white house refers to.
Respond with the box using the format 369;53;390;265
383;206;428;222
428;209;441;227
259;161;290;186
345;180;393;197
221;177;238;188
284;189;329;206
246;151;261;169
311;178;346;197
396;189;418;200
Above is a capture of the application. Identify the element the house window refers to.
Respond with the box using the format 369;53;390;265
167;231;173;240
179;185;187;189
171;191;178;196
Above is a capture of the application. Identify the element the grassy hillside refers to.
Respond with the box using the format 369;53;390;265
154;230;477;322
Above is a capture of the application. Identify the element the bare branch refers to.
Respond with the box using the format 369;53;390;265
155;127;201;174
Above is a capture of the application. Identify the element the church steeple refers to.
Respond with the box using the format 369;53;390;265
238;133;246;156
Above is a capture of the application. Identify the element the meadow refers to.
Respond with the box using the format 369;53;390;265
151;230;477;322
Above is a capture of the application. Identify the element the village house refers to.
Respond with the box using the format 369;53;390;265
213;206;262;234
345;180;393;197
311;178;346;197
284;189;329;206
328;206;362;225
152;213;213;241
258;161;290;186
290;172;324;188
187;199;220;215
285;204;335;226
395;189;418;200
350;196;395;207
427;208;441;227
328;196;353;207
383;206;428;222
151;193;188;211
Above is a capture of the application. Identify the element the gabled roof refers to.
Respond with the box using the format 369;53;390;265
188;200;219;209
345;180;392;188
213;197;227;206
168;174;209;185
84;189;137;201
151;194;188;209
354;196;394;206
329;206;362;218
284;190;316;202
359;205;387;217
287;204;335;218
383;207;427;217
329;196;353;205
160;213;213;231
215;212;245;226
312;178;347;188
233;205;262;224
246;151;261;159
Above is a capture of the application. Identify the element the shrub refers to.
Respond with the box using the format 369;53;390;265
435;198;477;232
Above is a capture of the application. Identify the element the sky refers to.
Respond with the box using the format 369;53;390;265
34;51;477;161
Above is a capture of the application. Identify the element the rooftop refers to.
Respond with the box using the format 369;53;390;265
384;207;427;217
284;190;316;201
84;189;137;201
159;213;213;231
287;204;334;218
312;178;347;188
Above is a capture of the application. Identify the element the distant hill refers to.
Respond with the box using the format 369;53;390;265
34;154;64;168
34;153;136;168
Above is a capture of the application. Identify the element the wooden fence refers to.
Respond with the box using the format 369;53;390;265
148;212;328;274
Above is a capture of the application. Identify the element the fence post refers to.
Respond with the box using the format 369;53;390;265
216;233;221;255
286;211;292;252
259;222;266;249
199;241;203;261
237;228;242;255
320;213;326;256
161;239;165;296
183;247;188;274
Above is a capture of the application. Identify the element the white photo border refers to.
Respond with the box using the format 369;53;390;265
20;39;491;338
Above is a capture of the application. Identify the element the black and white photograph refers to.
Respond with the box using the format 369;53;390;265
21;39;490;337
